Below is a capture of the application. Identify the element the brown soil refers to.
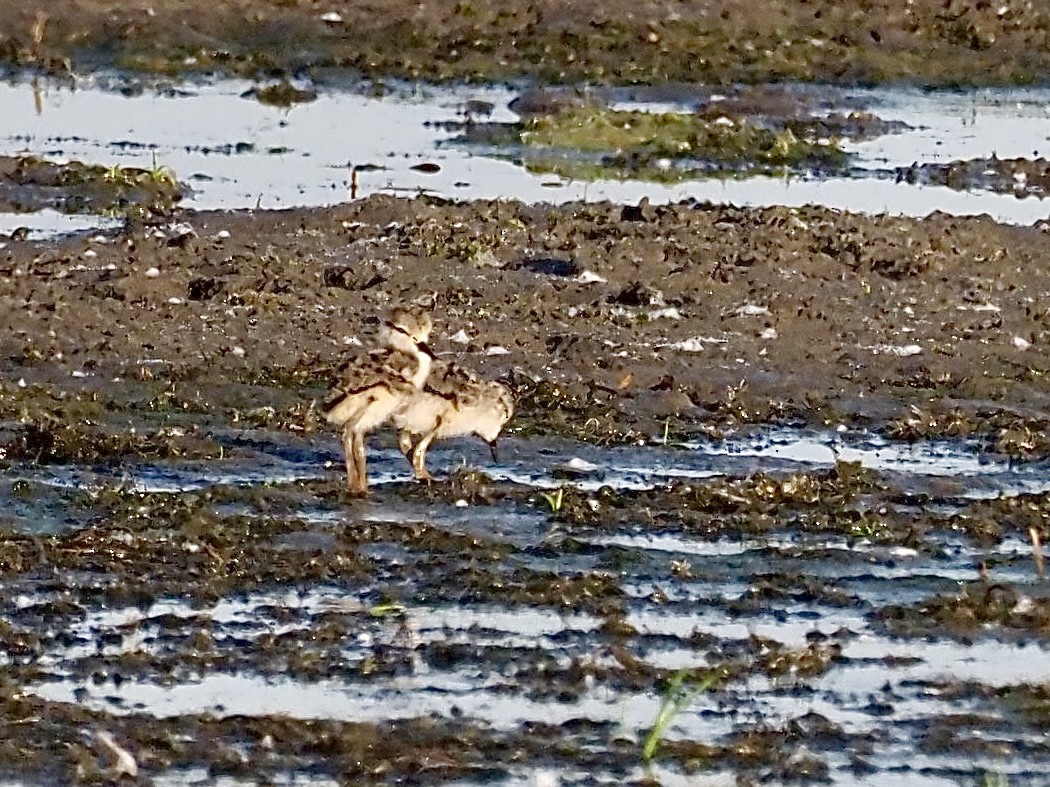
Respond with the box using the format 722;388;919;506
3;195;1050;452
3;5;1050;784
3;0;1050;86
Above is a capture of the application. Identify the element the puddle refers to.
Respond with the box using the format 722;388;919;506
23;566;1050;784
3;78;1050;238
0;207;121;238
8;425;1048;507
849;86;1050;168
5;416;1050;784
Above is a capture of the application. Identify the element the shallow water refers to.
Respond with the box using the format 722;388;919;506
6;426;1050;776
5;419;1050;783
3;73;1050;784
3;77;1050;237
23;512;1050;784
11;425;1046;503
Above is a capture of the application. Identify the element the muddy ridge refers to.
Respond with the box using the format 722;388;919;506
3;0;1050;86
3;195;1050;451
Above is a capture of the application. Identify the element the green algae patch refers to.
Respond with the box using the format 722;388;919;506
526;109;843;165
514;108;847;182
0;155;184;218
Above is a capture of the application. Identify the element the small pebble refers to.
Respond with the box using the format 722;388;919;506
145;267;161;278
575;270;607;284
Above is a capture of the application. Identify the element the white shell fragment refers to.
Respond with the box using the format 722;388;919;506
575;270;607;284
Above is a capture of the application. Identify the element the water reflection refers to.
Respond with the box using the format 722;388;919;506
1;77;1049;238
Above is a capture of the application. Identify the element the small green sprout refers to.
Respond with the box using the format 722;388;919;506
642;669;721;763
145;152;177;186
540;487;564;513
368;602;405;618
102;163;124;182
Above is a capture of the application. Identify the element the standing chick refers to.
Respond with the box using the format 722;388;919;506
325;307;434;492
393;361;514;480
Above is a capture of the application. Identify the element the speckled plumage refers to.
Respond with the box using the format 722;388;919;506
393;361;514;480
325;307;433;492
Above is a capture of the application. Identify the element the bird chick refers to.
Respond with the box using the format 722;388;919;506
325;307;434;492
393;360;514;480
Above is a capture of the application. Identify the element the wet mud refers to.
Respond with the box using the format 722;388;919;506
1;448;1049;784
898;156;1050;199
3;0;1050;86
4;195;1050;447
1;2;1050;783
1;192;1049;784
0;155;183;221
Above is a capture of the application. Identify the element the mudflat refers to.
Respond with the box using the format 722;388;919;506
2;3;1050;785
3;196;1050;451
2;0;1050;85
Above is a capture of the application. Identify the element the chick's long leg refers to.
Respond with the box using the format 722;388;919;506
398;429;414;461
410;423;440;481
340;426;363;492
352;430;368;492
